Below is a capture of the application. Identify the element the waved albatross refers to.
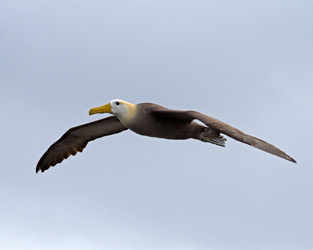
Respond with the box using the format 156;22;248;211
36;99;296;172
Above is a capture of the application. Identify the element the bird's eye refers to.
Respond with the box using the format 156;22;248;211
116;101;120;105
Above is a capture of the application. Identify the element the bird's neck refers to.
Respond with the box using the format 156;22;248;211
116;103;137;127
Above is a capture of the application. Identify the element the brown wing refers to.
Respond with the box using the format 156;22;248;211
36;116;127;173
151;110;296;163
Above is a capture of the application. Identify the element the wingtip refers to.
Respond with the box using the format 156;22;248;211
36;161;44;173
284;155;297;164
35;166;43;173
283;153;297;164
35;164;40;173
36;162;48;173
291;158;297;164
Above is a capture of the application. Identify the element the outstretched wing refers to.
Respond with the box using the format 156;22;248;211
36;116;127;173
151;110;296;163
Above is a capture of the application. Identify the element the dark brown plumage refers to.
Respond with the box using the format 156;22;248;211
36;116;127;172
36;99;296;173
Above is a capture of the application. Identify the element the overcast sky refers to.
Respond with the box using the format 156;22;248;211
1;0;313;249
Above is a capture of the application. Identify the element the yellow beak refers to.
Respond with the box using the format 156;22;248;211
89;103;112;116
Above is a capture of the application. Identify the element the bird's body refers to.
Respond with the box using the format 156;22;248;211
36;99;296;173
125;103;203;140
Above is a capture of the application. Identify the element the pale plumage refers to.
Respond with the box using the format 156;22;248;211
36;99;296;173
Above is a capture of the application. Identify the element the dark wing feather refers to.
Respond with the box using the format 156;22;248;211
151;110;296;163
36;116;127;173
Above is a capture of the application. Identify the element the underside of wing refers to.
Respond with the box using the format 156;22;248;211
36;116;127;173
151;110;296;163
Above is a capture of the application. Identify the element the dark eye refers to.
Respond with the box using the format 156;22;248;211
116;101;120;105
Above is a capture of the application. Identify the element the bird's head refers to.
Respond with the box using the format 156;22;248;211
89;99;136;123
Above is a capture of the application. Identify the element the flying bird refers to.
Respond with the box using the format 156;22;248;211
36;99;296;172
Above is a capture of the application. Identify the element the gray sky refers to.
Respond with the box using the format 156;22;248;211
1;0;313;249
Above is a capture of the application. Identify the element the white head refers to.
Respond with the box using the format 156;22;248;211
110;99;131;116
89;99;136;123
